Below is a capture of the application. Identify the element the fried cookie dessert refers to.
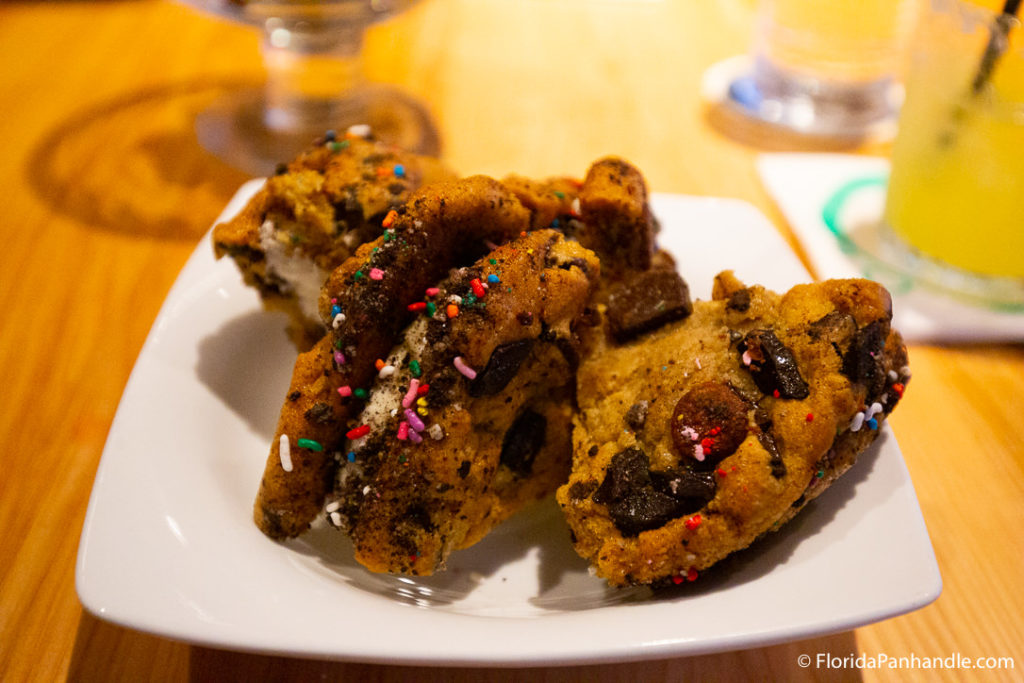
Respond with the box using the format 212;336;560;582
253;156;658;547
212;131;455;349
324;230;599;575
254;175;535;540
557;270;910;587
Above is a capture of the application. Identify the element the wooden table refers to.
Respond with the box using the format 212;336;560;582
2;1;1022;680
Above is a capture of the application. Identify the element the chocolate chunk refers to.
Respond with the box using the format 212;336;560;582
606;269;693;343
555;256;592;276
624;401;649;431
404;503;437;532
607;489;689;537
468;339;534;397
593;448;651;506
726;288;751;312
842;321;887;398
670;382;750;469
516;311;534;326
499;409;546;476
757;431;787;479
457;460;471;478
753;404;772;431
567;480;598;502
304;402;333;425
649;468;716;506
808;311;857;344
578;307;600;328
808;311;858;365
739;329;809;399
593;448;715;537
553;336;581;374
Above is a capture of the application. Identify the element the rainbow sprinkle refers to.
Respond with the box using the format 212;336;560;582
402;379;420;408
347;425;371;440
405;409;426;432
453;356;477;379
278;434;292;472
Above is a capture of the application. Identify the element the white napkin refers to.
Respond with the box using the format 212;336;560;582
757;153;1024;343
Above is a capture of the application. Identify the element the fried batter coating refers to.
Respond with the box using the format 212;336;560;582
212;134;454;349
254;156;666;558
575;158;657;277
502;157;659;273
500;174;580;231
327;230;600;574
254;176;534;540
558;273;909;586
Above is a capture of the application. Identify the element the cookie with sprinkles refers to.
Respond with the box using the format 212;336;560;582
212;131;455;350
253;175;539;541
326;229;600;575
557;271;909;587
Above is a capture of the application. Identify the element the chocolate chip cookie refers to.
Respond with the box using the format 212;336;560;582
557;270;909;586
325;230;600;574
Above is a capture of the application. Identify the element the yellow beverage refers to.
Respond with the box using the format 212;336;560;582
759;0;918;82
883;2;1024;279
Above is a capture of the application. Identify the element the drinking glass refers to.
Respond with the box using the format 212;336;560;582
880;0;1024;308
184;0;440;176
727;0;919;139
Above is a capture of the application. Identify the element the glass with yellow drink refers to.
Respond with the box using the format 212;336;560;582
726;0;919;138
882;0;1024;306
756;0;919;83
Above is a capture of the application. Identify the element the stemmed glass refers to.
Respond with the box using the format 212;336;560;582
184;0;440;176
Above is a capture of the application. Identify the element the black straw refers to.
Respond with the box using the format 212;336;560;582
970;0;1021;95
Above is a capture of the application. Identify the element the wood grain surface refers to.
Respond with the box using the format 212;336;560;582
1;0;1021;680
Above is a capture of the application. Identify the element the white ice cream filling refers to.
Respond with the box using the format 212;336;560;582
258;218;328;325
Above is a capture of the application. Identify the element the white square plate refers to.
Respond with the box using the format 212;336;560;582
76;183;941;665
